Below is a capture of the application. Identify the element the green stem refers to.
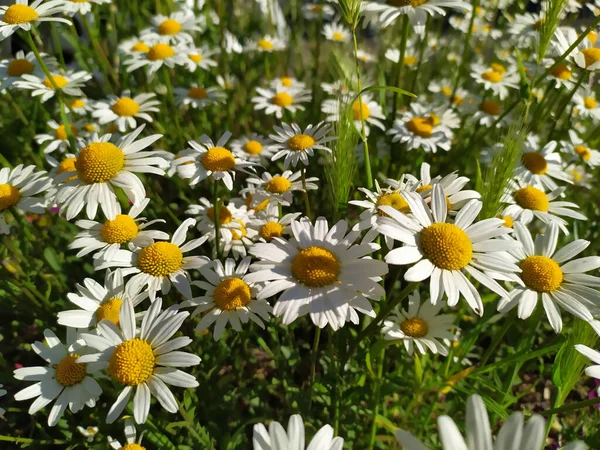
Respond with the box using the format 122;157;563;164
0;435;66;445
548;70;587;140
307;327;322;412
391;16;410;119
5;91;28;126
541;396;600;416
300;168;312;219
367;347;385;450
408;17;429;101
449;0;480;106
50;23;66;69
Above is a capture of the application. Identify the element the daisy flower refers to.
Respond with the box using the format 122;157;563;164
54;125;167;220
395;394;546;450
78;297;201;424
573;91;600;121
223;30;243;54
245;170;318;206
67;97;94;115
498;222;600;333
108;418;145;449
565;163;593;189
217;73;237;90
35;120;83;154
321;79;353;97
252;85;311;119
219;210;258;260
95;218;209;300
350;177;419;247
576;344;600;395
15;70;91;102
378;185;520;315
253;415;343;450
544;60;577;89
0;0;71;40
0;164;51;235
507;12;545;49
471;62;519;100
501;180;586;234
142;10;202;44
68;198;169;258
472;98;509;128
63;0;111;15
77;425;99;442
92;91;160;133
248;203;301;242
174;84;226;109
388;107;450;153
322;93;386;136
186;197;245;244
246;216;388;330
230;133;277;165
182;45;218;72
382;290;457;356
125;41;188;77
269;75;307;91
246;34;286;52
183;257;272;340
0;49;50;89
173;131;257;190
118;36;156;57
361;0;470;34
57;269;148;329
553;26;600;72
269;122;335;168
302;3;335;20
514;140;571;191
561;130;600;168
323;22;350;43
14;328;102;426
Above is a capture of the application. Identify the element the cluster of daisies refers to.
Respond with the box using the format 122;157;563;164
1;0;600;448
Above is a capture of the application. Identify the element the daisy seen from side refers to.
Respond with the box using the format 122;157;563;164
0;0;71;40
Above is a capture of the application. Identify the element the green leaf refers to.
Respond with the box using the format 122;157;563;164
43;247;62;272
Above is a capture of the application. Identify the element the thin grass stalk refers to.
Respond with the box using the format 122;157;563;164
391;16;410;120
300;168;313;219
307;327;322;412
449;0;480;106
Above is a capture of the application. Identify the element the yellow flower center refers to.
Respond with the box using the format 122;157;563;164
258;39;274;50
260;221;283;241
441;86;452;96
551;64;571;80
332;32;344;41
213;277;252;311
280;76;293;86
482;70;503;83
7;58;34;77
54;124;78;141
0;183;21;211
287;134;315;151
481;100;501;116
271;92;294;107
514;186;549;211
202;147;236;172
121;444;146;450
3;4;39;24
407;116;434;137
490;62;506;74
138;242;183;277
231;220;247;240
188;87;208;99
131;41;150;53
71;98;85;108
109;338;155;386
84;123;96;132
420;223;473;270
246;194;269;212
503;215;513;227
452;95;464;106
189;53;203;63
400;317;429;338
520;255;563;293
57;157;78;183
589;31;598;45
376;192;410;216
403;55;417;65
101;214;139;244
352;100;371;120
243;140;263;155
158;19;182;35
416;184;452;210
574;145;592;160
147;43;175;61
584;97;597;109
43;75;68;89
291;246;341;287
521;152;548;175
55;354;87;387
581;48;600;68
265;176;292;193
207;205;232;225
76;142;125;184
96;297;123;325
112;97;140;117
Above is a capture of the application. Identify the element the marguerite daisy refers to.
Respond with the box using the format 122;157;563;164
186;197;245;244
253;414;343;450
92;91;160;133
322;93;386;136
125;41;188;77
54;125;167;220
108;418;145;449
323;22;350;43
252;85;311;119
0;49;50;89
174;84;226;109
573;91;600;121
35;120;83;154
182;45;218;72
378;185;520;315
0;0;71;40
15;70;91;102
245;170;318;207
246;216;388;330
498;222;600;333
246;34;286;52
248;203;301;242
471;62;519;100
514;140;571;191
269;122;335;168
560;130;600;168
63;0;111;16
78;297;201;424
183;257;272;340
142;10;202;44
230;134;277;165
14;328;102;426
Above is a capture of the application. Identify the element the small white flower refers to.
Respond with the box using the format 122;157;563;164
471;62;519;100
174;84;226;109
253;414;344;450
269;122;335;168
92;91;160;133
323;22;350;42
15;70;92;102
252;85;311;119
0;0;71;41
322;93;386;136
